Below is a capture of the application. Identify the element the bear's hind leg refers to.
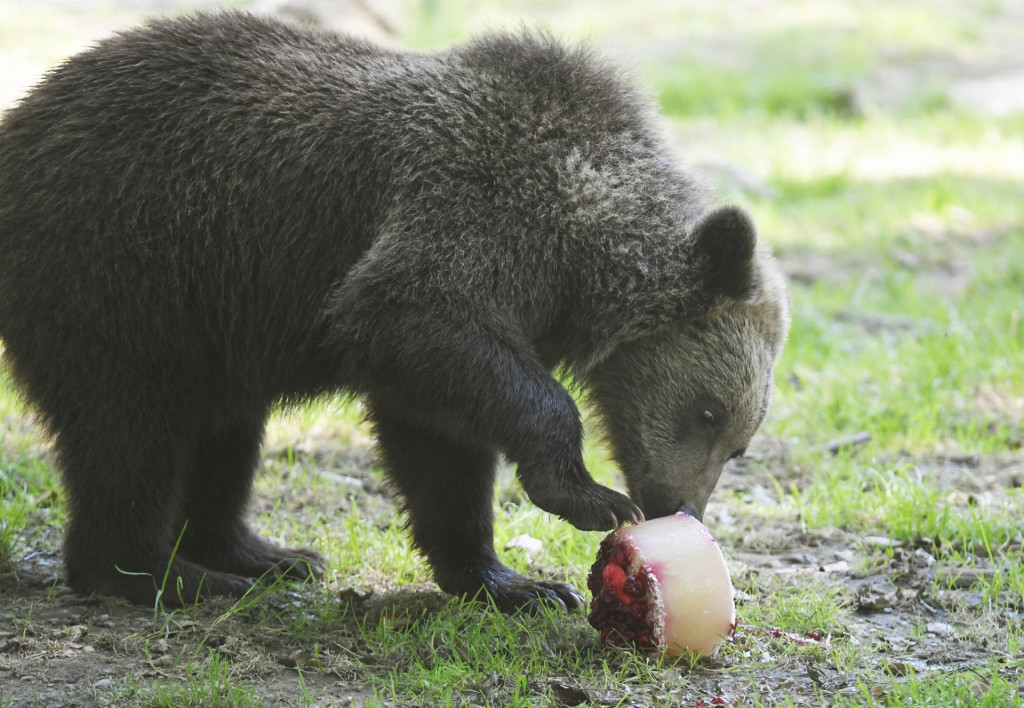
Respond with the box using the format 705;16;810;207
370;404;584;613
55;409;253;606
176;415;323;584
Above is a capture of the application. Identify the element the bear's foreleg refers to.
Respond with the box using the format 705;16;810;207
369;403;584;611
342;308;642;533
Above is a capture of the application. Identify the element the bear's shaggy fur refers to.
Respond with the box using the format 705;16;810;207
0;12;788;610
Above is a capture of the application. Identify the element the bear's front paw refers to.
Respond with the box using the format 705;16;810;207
558;483;644;532
519;458;643;532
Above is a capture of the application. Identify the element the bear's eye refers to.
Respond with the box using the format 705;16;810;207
701;410;716;428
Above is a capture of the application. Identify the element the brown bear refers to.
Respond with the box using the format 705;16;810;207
0;12;789;611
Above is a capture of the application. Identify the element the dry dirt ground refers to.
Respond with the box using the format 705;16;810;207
1;432;1021;706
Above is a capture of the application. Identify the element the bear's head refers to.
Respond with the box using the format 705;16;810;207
588;205;790;521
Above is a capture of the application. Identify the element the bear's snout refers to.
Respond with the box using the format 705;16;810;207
675;504;703;522
633;490;702;523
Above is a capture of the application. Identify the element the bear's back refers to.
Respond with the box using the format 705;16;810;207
0;14;689;401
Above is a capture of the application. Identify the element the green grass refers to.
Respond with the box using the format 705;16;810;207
0;469;30;569
285;594;690;707
0;389;62;568
122;649;267;707
733;580;847;638
841;666;1024;707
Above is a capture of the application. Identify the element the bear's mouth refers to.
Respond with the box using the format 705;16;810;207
631;463;714;522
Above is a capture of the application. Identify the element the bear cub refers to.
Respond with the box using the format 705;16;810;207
0;12;789;611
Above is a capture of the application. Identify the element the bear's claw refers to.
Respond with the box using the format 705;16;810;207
563;485;644;532
475;564;585;613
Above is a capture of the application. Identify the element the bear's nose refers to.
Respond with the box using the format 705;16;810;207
676;505;703;522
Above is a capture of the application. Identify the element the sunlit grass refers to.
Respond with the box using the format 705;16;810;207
785;459;1022;544
839;666;1024;707
0;374;61;567
733;580;848;638
768;217;1024;454
343;595;677;707
121;649;268;707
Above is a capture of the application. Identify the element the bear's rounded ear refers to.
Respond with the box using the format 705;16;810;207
690;204;757;301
